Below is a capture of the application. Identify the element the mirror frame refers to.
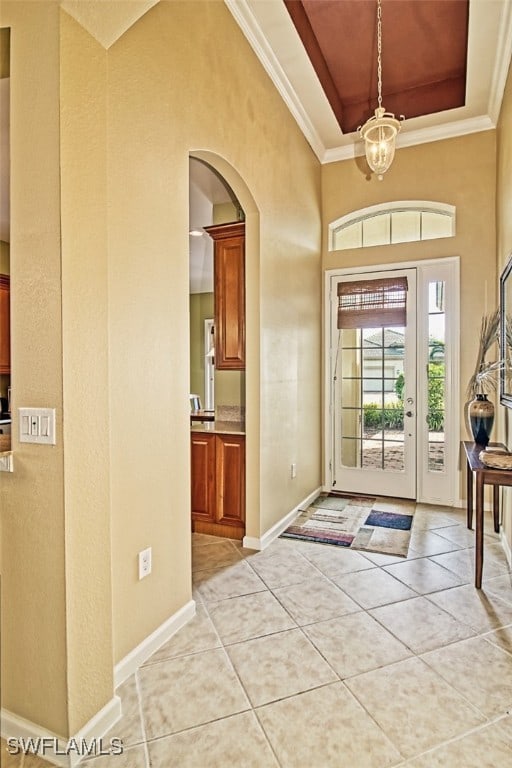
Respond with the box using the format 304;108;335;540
500;253;512;407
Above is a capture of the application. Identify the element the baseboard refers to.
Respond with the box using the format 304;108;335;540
114;599;196;688
1;695;121;768
455;498;495;513
243;486;322;551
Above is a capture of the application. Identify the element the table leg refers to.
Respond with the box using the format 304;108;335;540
466;458;473;529
475;472;484;589
493;486;500;534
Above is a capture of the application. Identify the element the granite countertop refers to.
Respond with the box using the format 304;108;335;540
190;405;245;436
191;420;245;436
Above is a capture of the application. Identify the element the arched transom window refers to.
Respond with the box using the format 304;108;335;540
329;201;455;252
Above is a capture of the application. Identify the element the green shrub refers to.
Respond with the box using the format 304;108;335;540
427;362;445;431
395;372;405;401
363;402;404;430
365;362;445;432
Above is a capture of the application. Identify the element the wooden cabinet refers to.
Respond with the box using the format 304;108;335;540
0;275;10;374
204;221;245;370
191;431;245;539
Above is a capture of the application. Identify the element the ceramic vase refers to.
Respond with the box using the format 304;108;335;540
468;393;495;446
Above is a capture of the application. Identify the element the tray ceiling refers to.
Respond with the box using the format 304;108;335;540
226;0;512;163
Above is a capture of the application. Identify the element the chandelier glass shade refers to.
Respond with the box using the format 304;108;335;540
359;0;403;180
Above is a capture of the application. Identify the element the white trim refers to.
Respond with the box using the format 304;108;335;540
243;486;322;551
323;115;495;165
224;0;328;162
324;256;460;506
114;600;196;688
325;256;461;279
225;1;511;166
330;201;456;233
204;318;215;411
329;201;456;251
488;0;512;124
1;697;122;768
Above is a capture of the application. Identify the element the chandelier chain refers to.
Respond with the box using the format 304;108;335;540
377;0;382;109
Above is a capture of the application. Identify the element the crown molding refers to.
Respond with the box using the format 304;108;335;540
322;114;495;165
488;0;512;123
226;0;512;167
225;0;327;161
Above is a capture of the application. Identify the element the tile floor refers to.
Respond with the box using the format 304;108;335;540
3;502;512;767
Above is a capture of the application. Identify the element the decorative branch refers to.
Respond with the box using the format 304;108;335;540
466;308;500;399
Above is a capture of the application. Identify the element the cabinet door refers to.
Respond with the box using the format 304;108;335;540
215;434;245;526
204;222;245;370
0;275;10;374
190;433;216;522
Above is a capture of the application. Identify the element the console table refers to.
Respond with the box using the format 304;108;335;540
462;441;505;589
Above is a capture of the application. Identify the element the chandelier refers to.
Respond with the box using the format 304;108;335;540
359;0;403;180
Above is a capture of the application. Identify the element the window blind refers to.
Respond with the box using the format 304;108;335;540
337;276;408;329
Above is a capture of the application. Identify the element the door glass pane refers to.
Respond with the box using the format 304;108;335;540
341;437;359;468
383;438;405;471
341;324;406;472
427;281;445;471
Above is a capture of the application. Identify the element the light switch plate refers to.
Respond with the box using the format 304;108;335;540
19;408;56;445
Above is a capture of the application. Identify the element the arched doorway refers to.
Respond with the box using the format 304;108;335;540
189;151;260;543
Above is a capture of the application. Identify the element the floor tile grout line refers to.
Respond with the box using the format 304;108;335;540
175;523;512;764
134;669;152;768
388;708;512;766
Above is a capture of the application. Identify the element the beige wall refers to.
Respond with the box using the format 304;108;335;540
322;131;497;501
0;0;68;736
497;58;512;553
107;0;321;661
60;14;114;732
0;0;321;735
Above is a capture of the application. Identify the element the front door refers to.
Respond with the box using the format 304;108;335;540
330;268;417;498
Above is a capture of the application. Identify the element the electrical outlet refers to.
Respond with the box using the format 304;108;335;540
138;547;152;580
291;463;297;479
